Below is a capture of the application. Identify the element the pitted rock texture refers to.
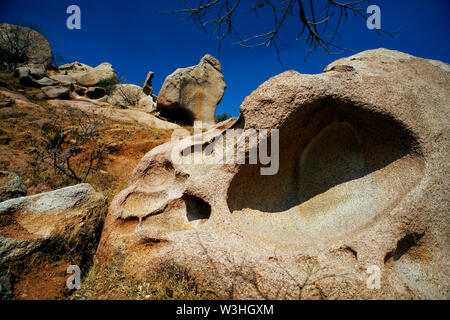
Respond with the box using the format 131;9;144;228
156;54;226;127
96;49;449;299
0;171;27;202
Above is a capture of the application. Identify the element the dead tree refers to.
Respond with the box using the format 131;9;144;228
0;23;46;71
115;85;142;107
40;107;119;183
165;0;396;62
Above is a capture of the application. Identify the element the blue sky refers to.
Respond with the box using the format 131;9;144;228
1;1;449;117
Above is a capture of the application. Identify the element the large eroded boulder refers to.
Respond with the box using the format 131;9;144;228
157;54;226;127
96;49;449;299
0;23;53;70
0;183;106;264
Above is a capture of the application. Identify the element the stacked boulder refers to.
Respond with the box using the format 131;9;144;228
156;54;226;127
47;62;118;103
1;23;227;123
0;171;27;203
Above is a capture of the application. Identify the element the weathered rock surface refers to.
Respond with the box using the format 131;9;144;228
77;63;118;87
157;54;226;127
41;86;71;100
97;49;450;299
138;95;157;112
48;74;79;86
142;71;154;95
0;184;105;264
14;67;46;80
17;68;59;88
58;61;93;73
48;62;94;85
0;171;27;202
0;23;53;70
109;84;145;108
47;99;180;130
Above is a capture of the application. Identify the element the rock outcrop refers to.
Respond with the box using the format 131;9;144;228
157;54;226;127
47;99;180;130
41;85;71;100
0;171;27;202
109;83;157;111
109;84;144;108
77;63;118;87
15;67;60;88
142;71;154;96
0;184;105;264
96;49;450;299
0;23;53;70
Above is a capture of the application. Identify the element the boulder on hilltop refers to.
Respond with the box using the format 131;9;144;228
157;54;226;127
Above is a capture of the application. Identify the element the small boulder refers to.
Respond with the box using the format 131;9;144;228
34;77;59;87
41;86;71;100
138;95;157;112
109;84;144;108
0;183;106;264
18;69;59;88
0;171;27;203
28;67;46;80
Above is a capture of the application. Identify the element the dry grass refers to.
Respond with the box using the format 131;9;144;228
71;262;210;300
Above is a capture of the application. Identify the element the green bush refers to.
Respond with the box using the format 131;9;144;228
215;112;232;123
97;78;118;96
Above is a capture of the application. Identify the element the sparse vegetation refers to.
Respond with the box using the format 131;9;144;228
0;22;48;72
71;262;210;300
115;84;142;107
97;78;118;96
215;112;232;123
38;106;119;183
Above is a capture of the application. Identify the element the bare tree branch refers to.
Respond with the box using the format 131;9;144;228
164;0;397;63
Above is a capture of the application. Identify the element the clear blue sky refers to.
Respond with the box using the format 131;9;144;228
1;1;449;117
